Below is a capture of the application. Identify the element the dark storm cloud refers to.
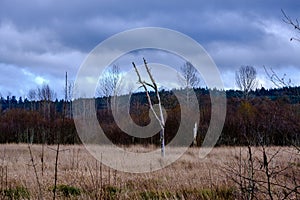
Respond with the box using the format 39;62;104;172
0;0;300;96
1;0;299;50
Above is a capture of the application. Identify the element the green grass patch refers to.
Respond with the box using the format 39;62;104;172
102;185;121;199
1;186;30;200
51;184;81;197
139;190;173;199
179;186;236;200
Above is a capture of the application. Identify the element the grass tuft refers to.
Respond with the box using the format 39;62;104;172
2;186;30;200
51;184;81;197
139;190;173;200
180;186;236;200
102;185;121;199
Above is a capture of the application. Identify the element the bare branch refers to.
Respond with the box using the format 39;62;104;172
263;66;291;87
282;9;300;31
143;58;158;91
132;62;164;129
282;9;300;42
142;58;165;125
37;84;56;101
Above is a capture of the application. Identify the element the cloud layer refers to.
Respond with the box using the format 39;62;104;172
0;0;300;97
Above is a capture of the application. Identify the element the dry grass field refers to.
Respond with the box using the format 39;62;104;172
0;144;299;199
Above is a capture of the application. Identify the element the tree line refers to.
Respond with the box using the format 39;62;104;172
0;84;299;146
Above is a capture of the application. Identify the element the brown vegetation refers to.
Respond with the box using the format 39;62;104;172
0;144;298;199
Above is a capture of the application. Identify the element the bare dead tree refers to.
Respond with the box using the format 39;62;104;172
67;81;74;101
97;65;122;114
27;89;37;111
282;9;300;42
264;66;300;152
178;62;201;145
178;61;201;105
38;84;56;176
28;89;36;100
179;61;200;89
235;66;258;99
37;84;56;121
52;74;69;200
261;67;300;199
133;58;165;157
98;65;121;98
37;84;56;102
232;66;259;199
226;64;300;199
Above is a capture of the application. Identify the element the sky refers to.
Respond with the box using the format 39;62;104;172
1;0;300;99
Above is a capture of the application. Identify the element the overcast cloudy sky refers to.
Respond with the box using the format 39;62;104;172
1;0;300;99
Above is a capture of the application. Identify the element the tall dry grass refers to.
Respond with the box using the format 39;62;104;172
0;144;298;199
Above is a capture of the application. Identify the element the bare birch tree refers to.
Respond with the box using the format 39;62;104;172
179;61;201;89
178;62;201;145
235;66;257;99
98;64;121;98
98;65;122;111
178;61;200;104
133;58;166;157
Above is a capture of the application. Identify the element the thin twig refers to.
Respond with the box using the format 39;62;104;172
281;9;300;42
28;144;43;199
53;98;67;200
